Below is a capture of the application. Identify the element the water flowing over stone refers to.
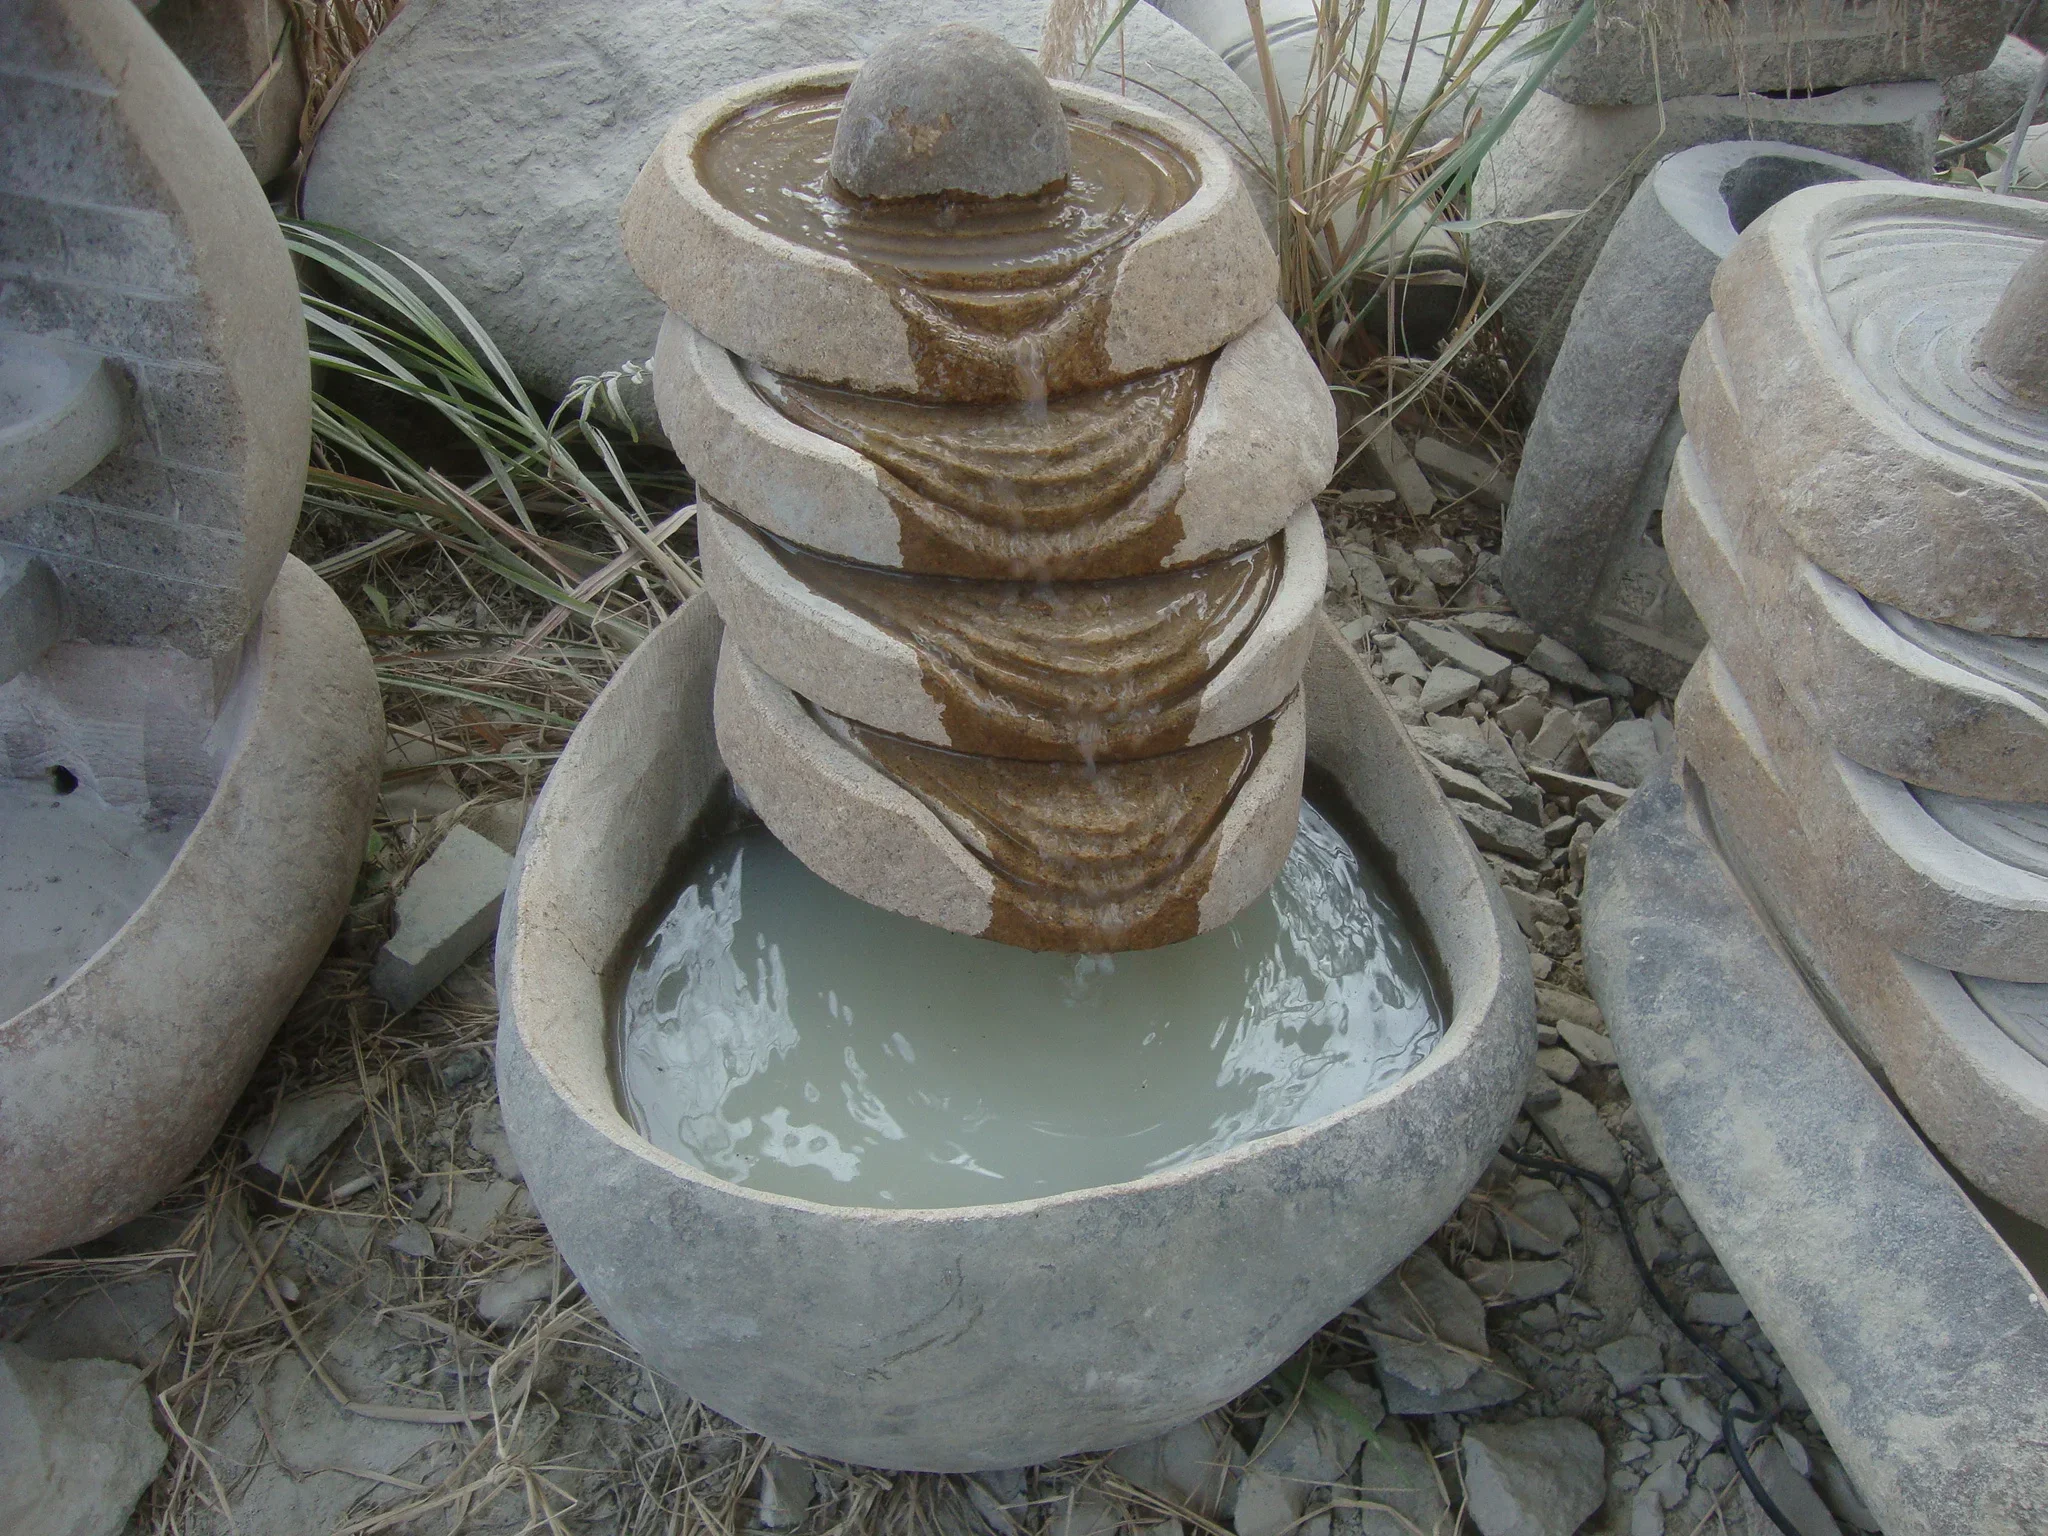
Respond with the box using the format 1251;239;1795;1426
626;30;1327;949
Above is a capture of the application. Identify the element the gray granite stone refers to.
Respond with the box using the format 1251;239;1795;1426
1467;82;1938;404
830;25;1068;199
1501;140;1893;688
1583;759;2048;1536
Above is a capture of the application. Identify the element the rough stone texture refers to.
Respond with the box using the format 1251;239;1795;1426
1501;141;1892;689
701;502;1325;754
1535;0;2004;106
714;636;1309;943
0;553;66;686
0;558;382;1263
1460;1418;1605;1536
1942;33;2047;142
0;1342;168;1536
659;306;1336;576
623;64;1275;400
146;0;305;184
1704;180;2048;634
1979;234;2048;399
1665;449;2048;983
370;823;516;1016
0;0;310;658
1466;81;1938;402
1107;1414;1245;1519
1361;1246;1490;1395
0;336;125;520
1676;313;2048;802
830;25;1068;200
496;593;1533;1469
243;1087;366;1180
1674;648;2048;1226
1582;759;2048;1536
303;0;1271;431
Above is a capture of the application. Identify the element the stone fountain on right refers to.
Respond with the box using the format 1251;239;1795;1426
1584;178;2048;1535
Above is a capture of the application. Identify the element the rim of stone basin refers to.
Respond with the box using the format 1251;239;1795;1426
0;558;382;1264
621;62;1277;399
1710;179;2048;637
498;593;1530;1223
496;592;1531;1466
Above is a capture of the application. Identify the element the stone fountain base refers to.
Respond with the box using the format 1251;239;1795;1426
496;592;1534;1471
1583;761;2048;1536
0;557;381;1263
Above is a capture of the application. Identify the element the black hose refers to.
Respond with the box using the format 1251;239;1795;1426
1499;1141;1805;1536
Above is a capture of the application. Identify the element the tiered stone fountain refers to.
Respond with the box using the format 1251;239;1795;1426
631;26;1326;953
499;26;1533;1470
1584;180;2048;1533
0;0;381;1263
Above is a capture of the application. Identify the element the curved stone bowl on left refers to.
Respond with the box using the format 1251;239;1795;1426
0;559;382;1264
622;63;1277;400
701;501;1326;758
495;590;1534;1472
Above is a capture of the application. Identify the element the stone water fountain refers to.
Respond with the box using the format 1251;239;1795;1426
499;26;1533;1470
1584;179;2048;1533
0;0;381;1263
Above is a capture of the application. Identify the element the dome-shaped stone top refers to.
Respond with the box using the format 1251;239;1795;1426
829;24;1069;201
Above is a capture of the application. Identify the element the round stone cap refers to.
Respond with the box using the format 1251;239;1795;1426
829;24;1070;201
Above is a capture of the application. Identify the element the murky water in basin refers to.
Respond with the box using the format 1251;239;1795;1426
610;790;1444;1208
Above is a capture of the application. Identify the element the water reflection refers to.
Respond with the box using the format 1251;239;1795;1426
612;795;1443;1207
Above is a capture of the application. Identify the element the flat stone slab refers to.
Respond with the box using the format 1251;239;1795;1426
370;823;515;1016
1536;0;2004;107
1674;646;2048;1227
1678;315;2048;803
1583;757;2048;1536
1503;140;1892;687
1466;81;1939;402
301;0;1269;433
1665;443;2048;983
1707;180;2048;635
496;592;1534;1469
701;502;1324;759
712;637;1305;946
624;64;1274;401
657;306;1336;578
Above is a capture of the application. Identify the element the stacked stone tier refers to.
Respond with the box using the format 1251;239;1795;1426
1677;650;2048;1228
623;65;1277;402
1666;180;2048;1223
632;67;1331;950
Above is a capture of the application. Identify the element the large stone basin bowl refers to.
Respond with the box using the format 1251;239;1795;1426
497;592;1533;1471
0;558;381;1263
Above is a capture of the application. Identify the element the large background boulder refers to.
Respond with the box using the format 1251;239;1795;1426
303;0;1270;431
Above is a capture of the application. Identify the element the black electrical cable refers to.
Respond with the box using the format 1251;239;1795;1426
1499;1141;1805;1536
